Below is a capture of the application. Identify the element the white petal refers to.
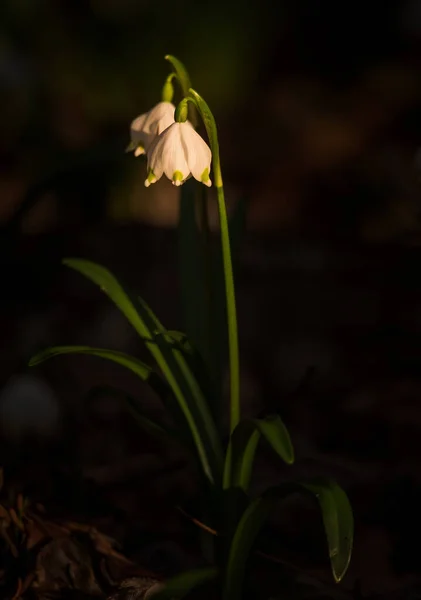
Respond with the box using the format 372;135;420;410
154;103;176;135
180;124;212;184
131;112;148;133
164;124;190;182
130;102;175;151
149;123;189;183
142;102;175;135
147;132;167;181
130;112;149;145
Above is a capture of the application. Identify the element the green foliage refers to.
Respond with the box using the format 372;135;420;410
223;415;294;492
29;54;354;600
222;479;353;600
29;345;152;380
29;258;353;594
177;180;248;426
302;479;354;582
51;259;222;485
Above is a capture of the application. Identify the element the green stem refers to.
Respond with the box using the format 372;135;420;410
216;184;240;433
186;88;240;434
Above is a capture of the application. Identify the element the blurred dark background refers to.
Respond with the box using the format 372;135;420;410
2;0;421;597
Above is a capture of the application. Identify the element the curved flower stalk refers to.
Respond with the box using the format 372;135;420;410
179;89;240;434
128;101;176;157
144;121;212;187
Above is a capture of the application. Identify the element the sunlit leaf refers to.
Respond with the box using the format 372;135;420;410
29;345;152;380
29;345;181;438
223;415;294;492
301;479;353;582
59;259;221;484
223;423;260;492
136;294;223;472
261;479;353;583
253;415;294;465
223;477;353;597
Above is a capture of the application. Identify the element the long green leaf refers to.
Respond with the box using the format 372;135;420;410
223;423;260;492
29;346;180;438
209;486;251;570
223;496;273;600
223;415;294;492
29;346;152;380
265;480;353;583
151;567;219;600
223;478;353;598
136;295;223;472
301;479;353;583
156;329;215;403
253;415;294;465
258;479;353;583
61;259;220;484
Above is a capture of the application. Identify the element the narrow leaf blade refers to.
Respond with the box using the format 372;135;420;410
223;421;260;492
29;346;152;381
223;497;273;600
136;295;223;471
253;415;294;465
62;259;149;340
260;479;353;583
302;479;354;582
224;415;294;493
62;259;221;484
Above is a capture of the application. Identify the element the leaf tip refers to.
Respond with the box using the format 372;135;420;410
28;353;44;367
331;544;352;583
286;454;295;465
332;565;347;584
62;257;80;269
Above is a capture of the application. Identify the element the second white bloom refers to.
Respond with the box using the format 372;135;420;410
129;101;176;157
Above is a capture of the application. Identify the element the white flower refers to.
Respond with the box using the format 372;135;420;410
145;121;212;187
128;101;175;157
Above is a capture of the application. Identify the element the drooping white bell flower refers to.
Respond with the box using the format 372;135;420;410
128;101;176;157
144;121;212;187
